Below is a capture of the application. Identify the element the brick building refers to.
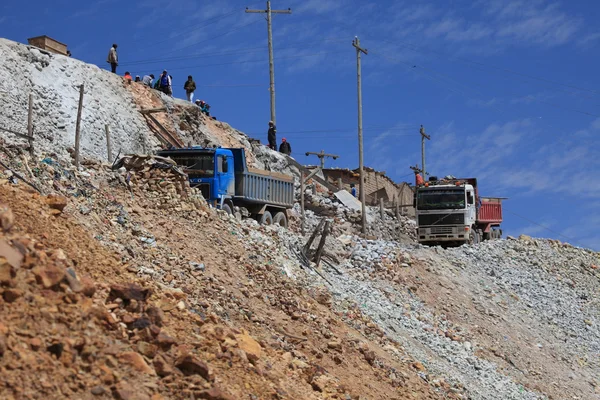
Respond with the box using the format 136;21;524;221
308;166;415;216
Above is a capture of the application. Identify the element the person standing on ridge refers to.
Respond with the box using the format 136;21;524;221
184;75;196;102
123;71;132;84
159;70;172;96
267;121;277;150
142;74;155;87
350;183;357;198
278;138;291;155
107;44;118;74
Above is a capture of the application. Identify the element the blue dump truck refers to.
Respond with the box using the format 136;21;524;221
158;147;295;227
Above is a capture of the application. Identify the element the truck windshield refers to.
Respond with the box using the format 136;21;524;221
168;154;214;177
417;189;465;210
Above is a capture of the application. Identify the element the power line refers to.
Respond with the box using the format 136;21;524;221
506;210;577;243
120;38;346;67
156;50;346;72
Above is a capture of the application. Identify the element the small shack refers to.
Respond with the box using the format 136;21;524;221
27;36;68;56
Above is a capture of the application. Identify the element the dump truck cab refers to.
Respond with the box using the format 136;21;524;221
157;147;294;227
415;178;503;246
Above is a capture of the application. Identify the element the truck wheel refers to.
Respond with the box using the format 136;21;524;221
221;204;232;215
469;229;480;245
259;211;273;225
273;212;288;228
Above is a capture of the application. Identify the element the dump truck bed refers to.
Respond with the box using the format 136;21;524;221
478;197;503;224
234;170;294;208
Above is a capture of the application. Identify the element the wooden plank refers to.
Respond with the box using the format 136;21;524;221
303;219;325;255
0;126;33;141
314;221;330;267
146;113;184;148
140;107;168;115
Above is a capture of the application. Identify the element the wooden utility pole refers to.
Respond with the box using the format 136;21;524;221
74;84;84;169
245;1;292;125
353;37;368;234
300;171;306;236
305;150;339;169
420;125;431;179
27;93;34;157
105;125;113;162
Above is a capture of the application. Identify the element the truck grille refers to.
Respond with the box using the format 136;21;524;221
419;213;464;226
431;226;454;234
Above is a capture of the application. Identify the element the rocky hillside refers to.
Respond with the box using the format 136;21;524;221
0;37;599;400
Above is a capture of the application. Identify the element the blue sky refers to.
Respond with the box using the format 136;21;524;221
2;0;600;249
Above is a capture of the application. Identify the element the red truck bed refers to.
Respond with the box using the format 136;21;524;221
478;198;503;224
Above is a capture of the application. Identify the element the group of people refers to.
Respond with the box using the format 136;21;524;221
108;44;293;153
266;121;292;156
107;44;212;114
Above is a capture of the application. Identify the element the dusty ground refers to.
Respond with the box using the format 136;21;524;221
0;160;446;399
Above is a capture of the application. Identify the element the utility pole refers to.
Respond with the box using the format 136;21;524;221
420;125;431;179
305;150;339;169
246;1;292;125
353;36;368;234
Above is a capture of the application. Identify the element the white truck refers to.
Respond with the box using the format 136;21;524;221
415;177;503;246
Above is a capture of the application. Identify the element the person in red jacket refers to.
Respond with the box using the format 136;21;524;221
415;171;424;186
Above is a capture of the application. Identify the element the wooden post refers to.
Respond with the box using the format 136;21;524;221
105;125;113;162
380;198;384;219
395;200;400;219
303;219;325;255
27;93;34;157
301;172;306;236
338;177;343;190
314;220;330;267
74;84;84;169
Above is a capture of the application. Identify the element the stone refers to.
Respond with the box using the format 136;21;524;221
0;261;14;285
412;361;426;371
114;381;151;400
0;240;23;269
235;332;262;363
109;283;151;303
29;337;42;351
363;350;376;364
137;341;158;358
155;332;176;349
153;355;175;377
33;264;66;288
197;387;235;400
118;351;155;375
175;354;210;380
0;204;14;232
64;267;83;292
146;306;165;327
327;340;342;351
80;275;97;297
3;288;24;303
91;386;106;396
45;194;68;212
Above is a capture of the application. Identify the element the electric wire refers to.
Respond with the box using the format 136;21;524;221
155;50;346;72
120;38;347;67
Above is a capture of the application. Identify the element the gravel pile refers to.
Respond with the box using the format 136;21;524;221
0;39;157;163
